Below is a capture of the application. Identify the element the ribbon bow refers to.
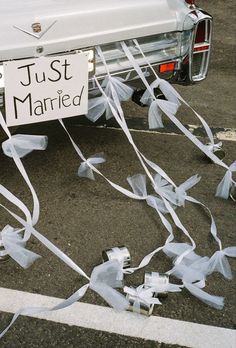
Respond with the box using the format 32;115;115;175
164;242;204;269
87;94;116;122
87;74;133;122
2;134;48;158
0;260;129;338
205;142;223;153
164;244;225;309
175;175;201;207
78;153;106;180
183;280;224;310
127;174;170;214
127;174;148;198
124;285;161;313
147;99;178;130
153;173;177;206
216;161;236;199
199;247;236;280
140;78;181;108
0;225;41;269
139;78;179;130
90;260;129;311
102;76;134;102
172;261;224;310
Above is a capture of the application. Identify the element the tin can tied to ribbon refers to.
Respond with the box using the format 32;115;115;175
102;246;131;269
125;285;157;316
0;238;9;262
126;293;154;316
144;272;169;298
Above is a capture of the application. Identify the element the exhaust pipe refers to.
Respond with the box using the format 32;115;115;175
132;88;166;107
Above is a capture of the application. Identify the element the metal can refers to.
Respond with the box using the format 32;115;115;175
230;183;236;202
102;246;131;268
0;239;9;262
126;293;154;316
144;272;169;298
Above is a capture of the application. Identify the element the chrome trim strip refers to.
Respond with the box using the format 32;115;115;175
189;10;213;82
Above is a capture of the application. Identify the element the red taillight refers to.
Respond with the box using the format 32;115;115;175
185;0;196;5
193;20;210;51
159;62;176;73
193;45;210;52
191;17;212;81
195;21;206;43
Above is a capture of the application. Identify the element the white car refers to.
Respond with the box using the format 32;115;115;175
0;0;212;126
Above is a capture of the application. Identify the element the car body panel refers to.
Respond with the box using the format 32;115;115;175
0;0;191;60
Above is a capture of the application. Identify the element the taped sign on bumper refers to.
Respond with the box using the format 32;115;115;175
4;52;89;126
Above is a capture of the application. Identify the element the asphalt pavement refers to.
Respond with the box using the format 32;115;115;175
0;0;235;347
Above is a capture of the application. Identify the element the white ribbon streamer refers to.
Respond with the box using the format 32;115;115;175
175;175;201;207
2;134;48;159
91;48;230;272
134;39;217;149
199;248;236;280
78;153;106;180
102;76;134;102
0;225;40;268
169;255;225;309
0;111;41;226
124;285;161;313
205;142;223;154
183;281;224;310
0;259;128;338
0;40;234;340
87;46;134;123
92;72;197;262
121;41;231;170
87;94;116;122
0;183;129;336
148;99;164;129
216;161;236;199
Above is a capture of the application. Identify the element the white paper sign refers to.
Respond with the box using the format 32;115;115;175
4;53;89;126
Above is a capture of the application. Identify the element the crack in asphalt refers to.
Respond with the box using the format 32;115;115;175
71;116;236;142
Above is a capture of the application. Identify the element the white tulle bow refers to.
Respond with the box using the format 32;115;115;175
2;134;48;158
0;225;41;269
87;94;116;122
199;247;236;280
127;174;170;214
140;78;181;109
87;75;133;122
205;142;223;153
175;175;201;206
148;100;164;129
216;161;236;199
183;281;224;310
153;173;176;204
78;153;106;180
163;242;198;264
127;174;148;198
163;243;226;309
90;260;129;311
103;76;134;102
124;285;161;313
172;261;224;309
0;260;129;338
146;280;182;295
147;99;179;130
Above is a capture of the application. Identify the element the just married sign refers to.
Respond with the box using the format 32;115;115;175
4;52;89;126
